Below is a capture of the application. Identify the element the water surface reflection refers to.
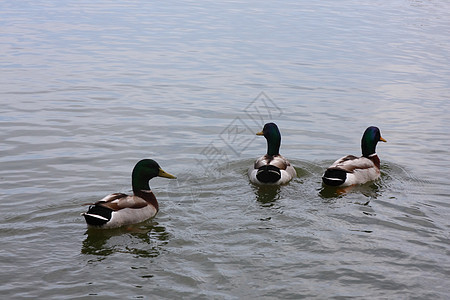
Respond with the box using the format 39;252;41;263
252;185;281;207
81;221;169;258
319;182;381;203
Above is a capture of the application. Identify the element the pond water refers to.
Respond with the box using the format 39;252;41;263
1;0;449;298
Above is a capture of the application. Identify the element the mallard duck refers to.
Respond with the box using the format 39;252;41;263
322;126;387;187
82;159;176;229
248;122;296;185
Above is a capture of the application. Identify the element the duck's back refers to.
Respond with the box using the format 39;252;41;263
249;154;296;185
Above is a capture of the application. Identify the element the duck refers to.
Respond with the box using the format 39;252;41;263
322;126;387;187
248;122;296;185
82;159;176;229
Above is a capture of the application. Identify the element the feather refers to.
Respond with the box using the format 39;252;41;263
249;123;296;185
322;126;386;187
250;154;296;185
82;159;176;229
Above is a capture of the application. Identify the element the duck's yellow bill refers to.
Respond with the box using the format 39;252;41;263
158;168;177;179
256;131;264;136
380;137;387;142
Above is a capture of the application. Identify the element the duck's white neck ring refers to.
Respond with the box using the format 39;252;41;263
368;153;377;158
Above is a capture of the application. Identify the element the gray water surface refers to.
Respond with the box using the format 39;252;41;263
1;1;449;299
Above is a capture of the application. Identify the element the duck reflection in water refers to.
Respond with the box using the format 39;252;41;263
319;180;383;203
252;185;281;207
81;221;169;258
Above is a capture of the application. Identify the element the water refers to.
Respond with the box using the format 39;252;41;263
1;0;449;298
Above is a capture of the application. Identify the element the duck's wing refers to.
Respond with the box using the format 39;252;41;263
329;155;375;173
253;155;270;169
91;193;148;210
254;154;292;170
271;155;293;170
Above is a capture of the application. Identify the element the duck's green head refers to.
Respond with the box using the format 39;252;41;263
361;126;387;157
257;122;281;156
132;159;176;191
